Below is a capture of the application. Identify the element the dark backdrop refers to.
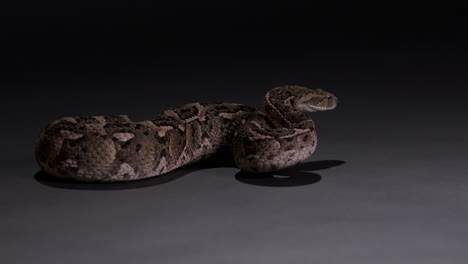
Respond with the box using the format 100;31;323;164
1;6;467;264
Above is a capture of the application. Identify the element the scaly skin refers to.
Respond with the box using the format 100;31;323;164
35;85;338;182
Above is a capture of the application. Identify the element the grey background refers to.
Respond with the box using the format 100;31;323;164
1;7;468;264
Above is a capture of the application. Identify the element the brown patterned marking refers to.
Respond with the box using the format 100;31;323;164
284;144;294;151
123;140;135;149
60;130;83;140
93;116;106;124
213;105;232;112
265;90;292;127
194;103;207;121
156;126;173;137
247;126;274;140
75;116;101;124
161;109;184;123
158;145;168;160
155;156;168;175
173;104;200;121
86;123;108;136
218;111;246;119
171;130;186;159
284;96;295;106
116;163;136;178
50;117;77;126
138;120;157;128
201;128;210;139
104;115;132;123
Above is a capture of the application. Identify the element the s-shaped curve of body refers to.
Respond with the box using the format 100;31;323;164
35;85;338;182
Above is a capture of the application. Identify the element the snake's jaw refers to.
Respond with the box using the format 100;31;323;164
297;90;338;112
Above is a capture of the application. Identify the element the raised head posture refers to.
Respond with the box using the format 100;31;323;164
35;85;338;182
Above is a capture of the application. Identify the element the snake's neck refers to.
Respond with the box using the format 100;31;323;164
264;92;315;130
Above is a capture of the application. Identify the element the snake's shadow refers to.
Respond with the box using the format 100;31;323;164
34;154;345;190
234;160;345;187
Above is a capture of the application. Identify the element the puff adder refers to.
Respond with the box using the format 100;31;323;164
35;85;338;182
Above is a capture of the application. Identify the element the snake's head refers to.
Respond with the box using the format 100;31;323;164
296;88;338;112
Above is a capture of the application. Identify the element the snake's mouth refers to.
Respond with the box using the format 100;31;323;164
299;103;337;112
312;104;337;111
297;94;338;112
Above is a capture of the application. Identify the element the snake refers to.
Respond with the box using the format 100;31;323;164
35;85;338;182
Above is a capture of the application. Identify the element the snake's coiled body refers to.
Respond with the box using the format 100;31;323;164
35;85;338;182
